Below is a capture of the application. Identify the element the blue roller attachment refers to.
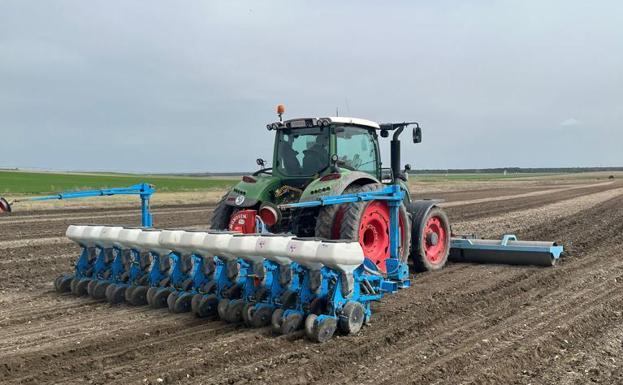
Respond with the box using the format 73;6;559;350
449;234;563;266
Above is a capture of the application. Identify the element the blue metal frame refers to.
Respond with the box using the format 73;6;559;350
17;183;155;227
270;184;412;339
280;184;408;282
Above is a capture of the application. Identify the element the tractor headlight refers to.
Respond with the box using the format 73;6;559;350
318;119;330;127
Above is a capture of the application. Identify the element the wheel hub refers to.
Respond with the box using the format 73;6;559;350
423;216;447;264
426;232;439;246
357;201;405;273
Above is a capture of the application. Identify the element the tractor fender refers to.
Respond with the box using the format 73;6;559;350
407;199;447;249
407;199;444;227
299;170;380;202
224;175;279;208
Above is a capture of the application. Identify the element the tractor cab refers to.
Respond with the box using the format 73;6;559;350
270;117;382;181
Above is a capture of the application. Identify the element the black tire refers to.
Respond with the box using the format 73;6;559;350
304;314;317;339
409;206;451;272
251;306;273;328
314;185;362;239
92;281;110;300
152;288;171;309
271;308;284;334
70;277;79;294
225;300;245;323
339;183;412;268
105;283;117;302
191;293;203;314
173;293;193;313
87;280;98;297
54;275;62;292
242;303;254;326
217;299;230;320
124;286;136;302
128;286;148;306
281;313;303;335
146;287;159;306
196;294;219;318
167;291;179;312
109;285;126;304
57;276;72;293
338;301;365;335
311;317;337;343
75;278;90;296
210;194;235;230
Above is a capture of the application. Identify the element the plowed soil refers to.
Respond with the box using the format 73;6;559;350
1;179;622;385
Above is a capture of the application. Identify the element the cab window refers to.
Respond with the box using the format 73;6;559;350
335;126;378;174
276;127;329;176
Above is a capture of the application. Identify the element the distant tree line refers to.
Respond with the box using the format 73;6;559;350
409;167;623;174
178;166;623;177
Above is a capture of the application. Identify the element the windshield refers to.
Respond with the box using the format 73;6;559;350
276;127;329;176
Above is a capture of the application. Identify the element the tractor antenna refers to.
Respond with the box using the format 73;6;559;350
336;107;339;117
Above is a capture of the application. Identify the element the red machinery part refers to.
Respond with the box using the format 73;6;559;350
422;215;447;265
228;210;257;233
357;201;405;273
0;197;11;213
258;203;281;226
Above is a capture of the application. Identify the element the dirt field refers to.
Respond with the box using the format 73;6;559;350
1;175;622;385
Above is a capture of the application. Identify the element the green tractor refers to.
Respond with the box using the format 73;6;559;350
211;111;451;273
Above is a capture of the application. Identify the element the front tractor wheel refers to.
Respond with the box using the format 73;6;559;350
410;206;450;272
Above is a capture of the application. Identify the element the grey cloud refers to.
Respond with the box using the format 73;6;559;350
1;0;622;172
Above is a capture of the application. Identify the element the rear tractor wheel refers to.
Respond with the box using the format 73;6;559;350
410;206;450;272
314;185;362;239
210;194;235;230
339;183;411;273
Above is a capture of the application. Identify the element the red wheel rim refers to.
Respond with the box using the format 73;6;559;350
357;201;404;273
423;216;447;264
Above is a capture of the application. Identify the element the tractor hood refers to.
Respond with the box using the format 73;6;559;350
299;170;380;202
224;174;279;208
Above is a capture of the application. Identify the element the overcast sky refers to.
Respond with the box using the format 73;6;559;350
1;1;621;173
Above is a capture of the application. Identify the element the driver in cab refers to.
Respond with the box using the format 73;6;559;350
302;135;329;175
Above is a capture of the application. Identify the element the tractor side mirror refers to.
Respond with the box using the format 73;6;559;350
256;158;266;168
404;164;412;171
413;126;422;143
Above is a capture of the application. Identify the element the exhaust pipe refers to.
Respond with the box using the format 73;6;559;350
449;234;563;267
390;127;404;183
